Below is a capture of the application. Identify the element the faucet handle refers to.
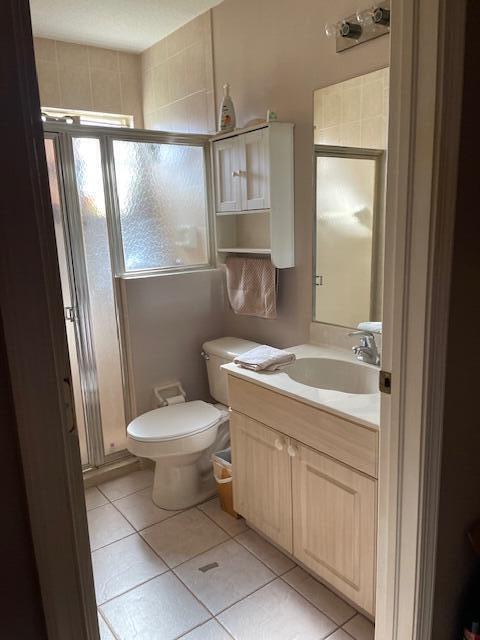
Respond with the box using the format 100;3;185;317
348;330;375;338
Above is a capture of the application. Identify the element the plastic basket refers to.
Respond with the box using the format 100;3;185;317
211;448;238;518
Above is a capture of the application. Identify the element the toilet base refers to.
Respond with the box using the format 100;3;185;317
151;454;217;510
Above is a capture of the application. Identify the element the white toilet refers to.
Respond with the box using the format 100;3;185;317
126;337;259;510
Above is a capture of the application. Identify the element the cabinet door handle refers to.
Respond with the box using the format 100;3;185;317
232;170;241;177
287;444;298;457
274;438;284;451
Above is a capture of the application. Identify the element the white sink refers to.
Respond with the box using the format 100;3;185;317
285;357;378;395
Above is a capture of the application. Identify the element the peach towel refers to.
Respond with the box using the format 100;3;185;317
225;256;277;319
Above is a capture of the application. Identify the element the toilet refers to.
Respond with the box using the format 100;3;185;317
126;337;259;510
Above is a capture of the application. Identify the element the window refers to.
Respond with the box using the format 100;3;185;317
111;139;211;275
41;107;133;128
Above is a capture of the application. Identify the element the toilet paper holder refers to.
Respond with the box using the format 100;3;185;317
153;381;187;408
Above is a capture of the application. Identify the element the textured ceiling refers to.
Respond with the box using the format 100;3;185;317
30;0;223;52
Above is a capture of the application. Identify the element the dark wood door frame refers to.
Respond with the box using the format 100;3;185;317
0;2;98;639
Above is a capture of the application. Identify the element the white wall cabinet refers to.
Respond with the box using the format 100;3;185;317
229;377;377;617
214;138;241;213
211;122;294;268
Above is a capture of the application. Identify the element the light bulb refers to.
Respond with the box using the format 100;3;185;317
324;22;339;38
357;6;375;26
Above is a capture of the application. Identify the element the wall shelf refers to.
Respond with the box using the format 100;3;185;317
211;122;294;268
217;247;271;255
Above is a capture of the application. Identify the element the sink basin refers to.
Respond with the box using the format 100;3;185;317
285;358;378;395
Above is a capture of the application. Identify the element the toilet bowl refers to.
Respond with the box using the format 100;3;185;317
126;337;259;510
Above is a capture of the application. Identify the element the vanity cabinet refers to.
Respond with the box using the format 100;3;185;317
228;375;377;616
230;412;292;551
291;443;376;615
211;122;294;268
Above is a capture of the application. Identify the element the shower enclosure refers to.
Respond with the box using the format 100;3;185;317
44;125;211;469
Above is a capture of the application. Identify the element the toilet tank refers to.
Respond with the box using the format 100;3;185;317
202;337;260;406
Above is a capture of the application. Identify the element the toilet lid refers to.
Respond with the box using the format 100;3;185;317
127;401;223;442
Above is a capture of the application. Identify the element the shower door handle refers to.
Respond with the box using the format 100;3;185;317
62;376;76;435
65;306;76;322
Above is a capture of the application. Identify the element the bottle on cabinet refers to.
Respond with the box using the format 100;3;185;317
219;83;236;133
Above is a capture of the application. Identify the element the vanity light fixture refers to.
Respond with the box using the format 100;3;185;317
326;0;390;53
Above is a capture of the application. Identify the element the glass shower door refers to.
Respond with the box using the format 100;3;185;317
70;136;128;460
43;125;210;470
44;137;89;465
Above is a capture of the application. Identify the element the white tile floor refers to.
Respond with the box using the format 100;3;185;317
87;469;375;640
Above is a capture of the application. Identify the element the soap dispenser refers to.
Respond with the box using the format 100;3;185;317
218;83;236;133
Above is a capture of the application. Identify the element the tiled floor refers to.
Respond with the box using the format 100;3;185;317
87;469;375;640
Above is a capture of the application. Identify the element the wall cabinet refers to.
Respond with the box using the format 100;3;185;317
211;122;294;268
214;128;270;213
229;377;378;617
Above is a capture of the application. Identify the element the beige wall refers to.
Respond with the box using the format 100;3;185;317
211;0;390;348
141;12;215;133
124;270;226;414
33;37;143;127
125;0;390;413
34;2;390;413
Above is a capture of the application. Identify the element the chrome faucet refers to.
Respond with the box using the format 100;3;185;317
348;330;380;366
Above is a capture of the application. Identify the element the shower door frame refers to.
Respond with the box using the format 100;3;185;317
44;123;213;471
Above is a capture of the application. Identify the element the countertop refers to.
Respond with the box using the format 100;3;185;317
222;343;381;430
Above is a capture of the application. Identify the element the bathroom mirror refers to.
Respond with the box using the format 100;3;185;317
312;67;389;329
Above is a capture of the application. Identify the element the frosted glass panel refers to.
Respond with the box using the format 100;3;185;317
314;155;377;328
112;141;209;272
72;137;127;456
45;138;89;466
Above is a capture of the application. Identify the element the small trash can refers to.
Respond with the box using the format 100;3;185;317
211;448;238;518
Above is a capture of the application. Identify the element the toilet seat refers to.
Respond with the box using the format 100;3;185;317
127;400;223;443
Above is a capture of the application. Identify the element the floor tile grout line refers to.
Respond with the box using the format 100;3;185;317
96;480;153;503
96;564;170;607
90;528;136;553
341;612;371;640
98;567;212;632
196;498;250;538
95;491;344;630
213;616;236;640
98;607;121;640
89;477;365;639
232;532;297;577
322;626;344;640
171;615;215;640
111;496;181;531
209;574;278;618
277;572;352;629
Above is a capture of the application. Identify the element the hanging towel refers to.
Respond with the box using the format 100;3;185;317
357;321;383;334
234;345;296;371
225;256;277;319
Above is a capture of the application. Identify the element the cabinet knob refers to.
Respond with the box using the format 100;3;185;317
232;170;241;178
274;438;284;451
287;444;298;457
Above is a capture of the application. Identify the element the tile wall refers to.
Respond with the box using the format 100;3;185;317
33;37;144;127
314;67;389;149
141;11;216;134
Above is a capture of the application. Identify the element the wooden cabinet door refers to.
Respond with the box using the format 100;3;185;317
292;443;377;615
237;129;270;211
230;411;292;552
214;138;241;212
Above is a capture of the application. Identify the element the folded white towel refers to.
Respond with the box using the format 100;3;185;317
357;321;383;334
234;345;296;371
